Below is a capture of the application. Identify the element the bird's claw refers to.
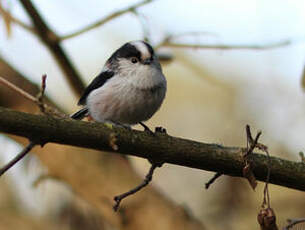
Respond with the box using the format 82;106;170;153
155;126;167;134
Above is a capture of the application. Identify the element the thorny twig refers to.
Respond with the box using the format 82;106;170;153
113;162;161;211
283;218;305;230
205;172;223;189
60;0;153;41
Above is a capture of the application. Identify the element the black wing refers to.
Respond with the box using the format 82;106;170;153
78;71;114;105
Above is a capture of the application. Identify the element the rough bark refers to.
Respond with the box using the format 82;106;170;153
0;106;305;192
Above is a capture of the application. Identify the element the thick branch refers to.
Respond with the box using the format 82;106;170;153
19;0;85;96
0;107;304;191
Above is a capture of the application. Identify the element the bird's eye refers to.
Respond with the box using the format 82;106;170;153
131;57;138;64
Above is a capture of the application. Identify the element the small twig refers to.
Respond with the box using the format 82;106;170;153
205;172;223;189
113;162;160;211
283;218;305;230
60;0;153;41
0;76;37;102
0;141;36;177
36;74;47;113
0;75;48;177
155;39;291;50
0;76;67;118
243;125;263;190
245;124;262;157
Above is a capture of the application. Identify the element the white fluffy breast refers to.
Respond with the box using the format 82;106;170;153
86;65;166;125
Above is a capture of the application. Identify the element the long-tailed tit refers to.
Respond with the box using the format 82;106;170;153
71;41;167;131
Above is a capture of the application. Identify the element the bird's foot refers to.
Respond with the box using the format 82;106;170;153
155;126;167;134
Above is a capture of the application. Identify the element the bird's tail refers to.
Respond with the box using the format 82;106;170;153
70;108;88;120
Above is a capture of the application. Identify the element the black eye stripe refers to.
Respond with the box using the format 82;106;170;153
107;41;155;64
117;43;141;60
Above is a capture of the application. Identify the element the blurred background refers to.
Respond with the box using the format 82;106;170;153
0;0;305;229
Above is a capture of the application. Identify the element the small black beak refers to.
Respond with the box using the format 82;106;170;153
143;58;151;65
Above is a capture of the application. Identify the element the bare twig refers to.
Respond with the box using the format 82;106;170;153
36;74;47;113
113;162;160;211
243;125;262;190
0;76;37;102
245;125;262;157
0;74;50;177
0;141;36;176
155;39;291;50
60;0;153;41
205;172;223;189
0;76;66;118
283;218;305;230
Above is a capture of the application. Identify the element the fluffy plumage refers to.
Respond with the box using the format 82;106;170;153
71;41;167;126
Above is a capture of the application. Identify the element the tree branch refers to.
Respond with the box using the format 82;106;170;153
155;39;292;50
18;0;85;96
60;0;153;41
0;141;35;176
0;107;304;192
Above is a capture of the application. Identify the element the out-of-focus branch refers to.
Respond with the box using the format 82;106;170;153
0;107;305;192
0;141;35;176
0;3;36;35
155;37;292;50
60;0;153;41
283;218;305;230
18;0;85;96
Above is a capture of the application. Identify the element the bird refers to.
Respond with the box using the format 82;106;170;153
71;40;167;133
